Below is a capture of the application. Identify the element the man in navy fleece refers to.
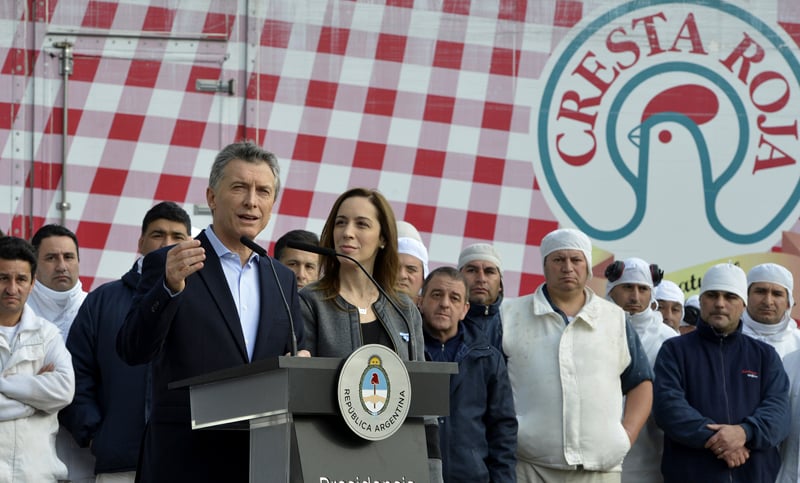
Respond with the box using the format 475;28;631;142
654;263;790;482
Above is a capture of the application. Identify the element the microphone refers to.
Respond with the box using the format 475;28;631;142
285;240;335;258
240;236;298;356
285;240;417;360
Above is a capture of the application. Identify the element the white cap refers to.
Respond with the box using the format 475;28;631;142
700;263;748;304
398;237;429;278
396;220;429;277
655;280;685;304
606;257;654;296
396;221;423;242
747;263;795;308
458;243;502;274
541;228;592;278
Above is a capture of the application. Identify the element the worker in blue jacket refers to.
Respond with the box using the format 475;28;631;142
654;263;790;483
421;266;517;482
60;202;192;481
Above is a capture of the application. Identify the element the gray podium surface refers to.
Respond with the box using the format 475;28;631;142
171;356;457;483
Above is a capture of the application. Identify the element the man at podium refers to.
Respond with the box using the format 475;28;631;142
117;141;307;482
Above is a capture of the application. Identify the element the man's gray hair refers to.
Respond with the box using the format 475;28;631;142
209;140;281;195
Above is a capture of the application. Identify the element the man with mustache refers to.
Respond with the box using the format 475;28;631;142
654;263;790;482
741;263;799;358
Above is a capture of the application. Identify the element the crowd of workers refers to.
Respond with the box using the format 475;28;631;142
0;140;798;483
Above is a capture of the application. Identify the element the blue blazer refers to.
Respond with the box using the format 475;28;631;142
117;230;304;482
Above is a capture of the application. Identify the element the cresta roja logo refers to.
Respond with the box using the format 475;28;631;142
534;0;800;269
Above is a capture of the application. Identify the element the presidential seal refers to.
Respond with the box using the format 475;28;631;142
338;344;411;441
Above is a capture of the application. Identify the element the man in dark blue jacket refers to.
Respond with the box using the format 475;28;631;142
60;201;192;482
458;243;504;353
654;263;790;483
421;266;517;482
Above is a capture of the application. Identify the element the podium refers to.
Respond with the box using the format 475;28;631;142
171;356;457;483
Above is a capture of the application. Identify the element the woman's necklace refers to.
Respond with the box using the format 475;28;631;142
340;284;375;316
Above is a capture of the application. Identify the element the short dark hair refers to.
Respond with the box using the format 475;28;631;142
422;266;468;297
0;236;37;275
274;229;319;260
209;140;281;196
142;202;192;236
31;224;80;259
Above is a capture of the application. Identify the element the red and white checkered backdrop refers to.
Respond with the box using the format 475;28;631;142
1;0;799;296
